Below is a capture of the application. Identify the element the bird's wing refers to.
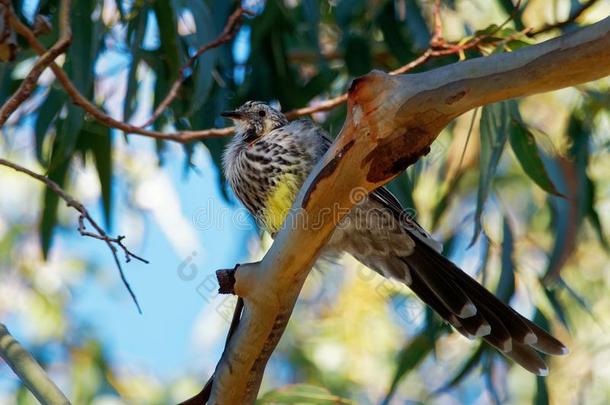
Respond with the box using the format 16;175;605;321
370;186;444;253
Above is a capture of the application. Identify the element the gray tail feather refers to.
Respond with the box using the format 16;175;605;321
387;239;568;375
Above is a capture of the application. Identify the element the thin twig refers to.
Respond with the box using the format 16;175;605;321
530;0;600;36
6;0;524;143
0;158;146;313
140;7;253;128
0;0;71;126
430;0;444;48
7;11;232;142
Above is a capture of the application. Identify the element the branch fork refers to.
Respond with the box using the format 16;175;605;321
202;17;610;404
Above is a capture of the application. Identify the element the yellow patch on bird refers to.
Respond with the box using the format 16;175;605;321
262;173;300;235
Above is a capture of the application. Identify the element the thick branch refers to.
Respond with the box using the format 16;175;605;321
0;323;71;405
209;16;610;404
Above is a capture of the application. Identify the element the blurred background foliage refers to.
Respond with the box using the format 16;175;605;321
1;0;610;404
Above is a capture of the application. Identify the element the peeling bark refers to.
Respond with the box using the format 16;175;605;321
208;16;610;404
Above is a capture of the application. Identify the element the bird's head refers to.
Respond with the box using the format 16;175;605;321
221;101;288;142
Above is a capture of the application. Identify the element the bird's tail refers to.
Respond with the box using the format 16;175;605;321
384;239;568;375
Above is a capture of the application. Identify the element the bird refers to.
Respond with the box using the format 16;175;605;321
221;100;568;376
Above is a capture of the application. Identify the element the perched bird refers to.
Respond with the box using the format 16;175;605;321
221;101;568;375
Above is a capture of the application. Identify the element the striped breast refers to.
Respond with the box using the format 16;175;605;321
225;124;318;235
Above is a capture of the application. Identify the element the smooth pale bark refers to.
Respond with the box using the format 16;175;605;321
0;324;71;405
209;16;610;404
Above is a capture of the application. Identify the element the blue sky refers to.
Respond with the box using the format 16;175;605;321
2;0;259;386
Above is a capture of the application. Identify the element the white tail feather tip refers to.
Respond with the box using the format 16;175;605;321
460;303;477;318
475;324;491;338
524;332;538;345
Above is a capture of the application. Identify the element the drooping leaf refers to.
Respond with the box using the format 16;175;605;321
558;278;594;317
53;0;103;163
543;287;570;330
496;218;515;303
334;0;366;29
301;0;321;49
584;175;608;249
496;0;525;30
123;6;148;123
482;351;502;405
509;118;562;196
403;0;431;50
382;332;434;405
436;344;485;393
34;87;66;166
344;32;372;77
176;0;217;117
387;172;417;214
471;101;514;245
80;121;113;229
375;1;417;65
534;376;549;405
256;384;353;405
152;1;180;81
40;150;70;258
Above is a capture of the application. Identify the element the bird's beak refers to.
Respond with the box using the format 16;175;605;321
220;110;244;120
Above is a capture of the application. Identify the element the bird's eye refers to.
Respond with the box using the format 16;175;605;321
258;110;266;117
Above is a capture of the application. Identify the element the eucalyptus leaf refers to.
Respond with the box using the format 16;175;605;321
382;333;434;405
471;101;514;245
257;384;353;405
509;118;562;196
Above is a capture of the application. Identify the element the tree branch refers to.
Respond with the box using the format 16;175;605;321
0;0;71;126
0;158;146;313
208;16;610;404
139;7;253;128
0;323;71;405
6;11;232;142
6;1;523;143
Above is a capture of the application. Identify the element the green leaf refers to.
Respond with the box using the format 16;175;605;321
53;0;103;163
509;118;562;196
534;376;549;405
543;287;570;330
471;101;514;245
50;105;85;167
123;6;148;123
334;0;365;28
558;278;594;316
382;333;434;405
301;0;320;48
84;122;113;229
176;0;217;116
153;1;181;81
40;152;71;258
497;0;525;30
584;176;608;249
403;0;431;50
436;344;485;392
496;218;515;303
34;88;66;166
375;1;417;64
344;32;372;77
257;384;353;404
